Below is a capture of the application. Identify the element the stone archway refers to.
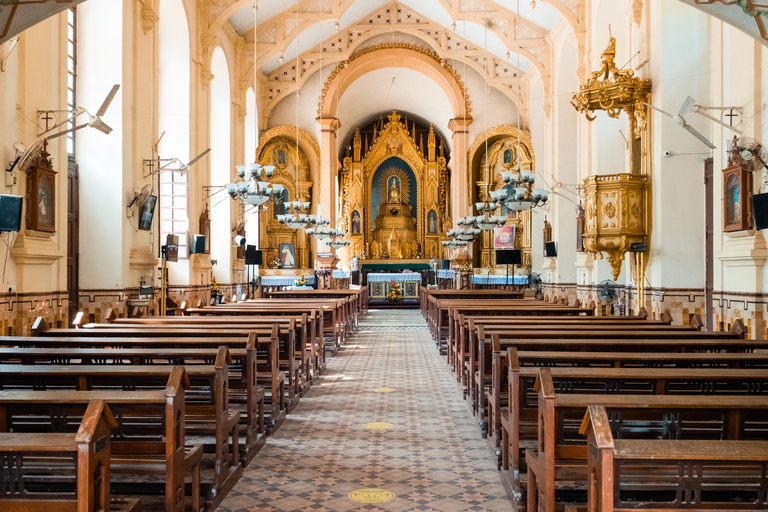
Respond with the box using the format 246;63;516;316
315;43;472;231
317;43;472;121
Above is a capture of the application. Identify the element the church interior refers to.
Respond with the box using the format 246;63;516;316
0;0;767;511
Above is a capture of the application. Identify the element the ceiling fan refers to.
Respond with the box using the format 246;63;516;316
643;96;716;149
50;84;120;137
7;85;121;174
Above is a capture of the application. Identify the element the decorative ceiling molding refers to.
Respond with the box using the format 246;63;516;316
316;43;473;121
257;2;544;115
0;0;87;44
679;0;768;45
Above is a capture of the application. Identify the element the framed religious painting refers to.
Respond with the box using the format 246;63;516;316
494;224;516;249
26;146;57;232
279;243;296;269
723;164;751;232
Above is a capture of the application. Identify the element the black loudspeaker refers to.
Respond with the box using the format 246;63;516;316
0;195;22;232
752;192;768;231
441;259;450;270
190;235;206;254
496;249;522;265
545;241;557;258
165;234;179;262
245;245;262;265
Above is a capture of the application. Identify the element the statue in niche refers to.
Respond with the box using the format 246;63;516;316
351;210;361;234
388;176;401;204
278;150;286;165
427;209;438;234
503;149;512;164
725;174;741;226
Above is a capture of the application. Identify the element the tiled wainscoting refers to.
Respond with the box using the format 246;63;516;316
0;284;247;335
541;283;768;340
0;291;68;336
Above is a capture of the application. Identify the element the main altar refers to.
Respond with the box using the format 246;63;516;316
338;110;449;263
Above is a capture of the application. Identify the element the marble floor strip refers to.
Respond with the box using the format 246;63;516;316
217;309;512;512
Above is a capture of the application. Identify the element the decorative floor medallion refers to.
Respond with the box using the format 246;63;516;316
372;387;395;392
363;422;394;430
348;488;396;504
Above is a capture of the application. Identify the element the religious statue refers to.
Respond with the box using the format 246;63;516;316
351;210;361;234
388;176;400;204
427;210;438;234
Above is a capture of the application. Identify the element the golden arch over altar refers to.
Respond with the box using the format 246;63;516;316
339;111;448;265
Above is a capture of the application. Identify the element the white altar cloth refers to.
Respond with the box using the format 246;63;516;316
367;272;422;283
472;274;528;285
261;275;316;286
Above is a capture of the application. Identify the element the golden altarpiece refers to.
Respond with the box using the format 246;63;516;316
474;133;535;271
339;111;448;263
256;137;313;269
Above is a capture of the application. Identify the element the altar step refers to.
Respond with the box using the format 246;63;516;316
368;299;420;310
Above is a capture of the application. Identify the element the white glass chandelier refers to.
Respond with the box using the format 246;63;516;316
226;163;284;206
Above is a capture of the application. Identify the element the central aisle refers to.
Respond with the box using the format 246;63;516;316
219;309;511;511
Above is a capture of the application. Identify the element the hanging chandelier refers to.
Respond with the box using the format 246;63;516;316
226;163;284;206
304;204;333;239
489;170;549;212
325;229;351;249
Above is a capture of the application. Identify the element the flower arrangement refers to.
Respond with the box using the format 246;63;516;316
387;279;403;302
295;274;308;286
210;277;219;293
461;257;472;272
269;249;280;268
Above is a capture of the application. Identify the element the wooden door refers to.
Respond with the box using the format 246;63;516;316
67;156;79;325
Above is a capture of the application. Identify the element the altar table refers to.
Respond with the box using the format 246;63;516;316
367;272;421;299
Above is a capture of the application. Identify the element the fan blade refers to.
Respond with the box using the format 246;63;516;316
96;84;120;117
187;148;211;168
678;96;696;118
643;102;674;119
94;121;113;135
682;124;717;149
47;124;87;139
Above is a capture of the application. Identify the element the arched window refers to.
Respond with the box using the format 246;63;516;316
210;47;231;281
244;87;259;248
158;0;190;259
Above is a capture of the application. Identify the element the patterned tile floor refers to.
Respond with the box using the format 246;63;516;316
218;309;512;512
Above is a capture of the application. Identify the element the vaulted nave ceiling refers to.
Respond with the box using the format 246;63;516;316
212;0;583;127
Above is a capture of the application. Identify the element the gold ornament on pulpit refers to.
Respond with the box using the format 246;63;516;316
572;30;651;281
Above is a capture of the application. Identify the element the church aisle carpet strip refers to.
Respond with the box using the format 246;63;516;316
218;310;511;512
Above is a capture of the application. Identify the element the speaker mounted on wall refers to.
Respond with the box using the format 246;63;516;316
245;245;262;265
0;195;23;233
752;192;768;231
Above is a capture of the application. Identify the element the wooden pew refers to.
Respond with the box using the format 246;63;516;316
0;344;269;458
493;341;768;473
470;322;744;429
430;300;594;351
203;298;348;351
582;405;768;512
33;318;300;411
525;368;768;512
14;331;286;433
0;353;243;507
157;308;325;376
0;399;142;512
168;307;327;374
0;367;202;512
96;313;317;397
504;365;768;487
450;312;672;380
